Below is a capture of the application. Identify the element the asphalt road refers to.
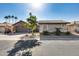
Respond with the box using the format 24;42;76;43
32;40;79;56
0;40;17;56
0;34;79;56
1;40;79;56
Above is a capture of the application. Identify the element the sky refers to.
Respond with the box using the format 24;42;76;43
0;3;79;23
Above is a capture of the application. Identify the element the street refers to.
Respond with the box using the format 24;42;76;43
0;40;17;56
0;40;79;56
0;34;79;56
32;40;79;56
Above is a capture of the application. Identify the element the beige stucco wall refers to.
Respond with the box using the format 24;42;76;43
13;22;29;32
76;25;79;31
0;27;5;33
67;24;77;32
39;23;68;32
0;24;14;33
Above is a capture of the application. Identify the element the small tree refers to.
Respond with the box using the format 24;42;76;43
25;12;37;36
4;16;8;22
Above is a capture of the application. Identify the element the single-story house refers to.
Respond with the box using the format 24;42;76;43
13;20;30;33
38;20;70;33
67;21;79;32
13;20;39;33
12;20;73;33
0;22;14;33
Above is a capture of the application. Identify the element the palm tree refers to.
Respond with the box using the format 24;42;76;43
14;16;18;23
8;15;11;23
11;15;14;23
4;15;18;24
4;16;8;22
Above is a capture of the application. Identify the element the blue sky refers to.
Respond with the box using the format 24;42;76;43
0;3;79;23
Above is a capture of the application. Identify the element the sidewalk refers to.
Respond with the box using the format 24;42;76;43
0;33;40;40
0;33;26;40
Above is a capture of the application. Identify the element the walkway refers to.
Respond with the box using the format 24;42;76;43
0;33;26;40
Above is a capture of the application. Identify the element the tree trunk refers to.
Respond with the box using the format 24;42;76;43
32;30;34;37
9;18;10;23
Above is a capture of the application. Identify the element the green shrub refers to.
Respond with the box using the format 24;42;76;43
65;31;71;35
51;32;55;34
54;28;61;36
42;31;50;35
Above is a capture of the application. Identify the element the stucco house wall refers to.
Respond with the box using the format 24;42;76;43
67;21;79;32
13;20;29;33
38;20;69;33
0;23;14;33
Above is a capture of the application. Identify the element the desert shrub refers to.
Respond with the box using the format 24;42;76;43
65;31;71;35
50;31;54;34
42;31;50;35
54;28;61;36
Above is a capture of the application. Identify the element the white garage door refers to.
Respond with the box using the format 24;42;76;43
0;27;5;33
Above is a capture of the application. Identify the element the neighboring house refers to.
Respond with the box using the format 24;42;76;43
0;22;14;33
67;21;79;32
13;20;29;33
38;20;70;33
